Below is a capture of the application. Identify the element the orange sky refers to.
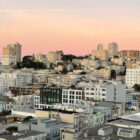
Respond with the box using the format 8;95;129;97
0;0;140;58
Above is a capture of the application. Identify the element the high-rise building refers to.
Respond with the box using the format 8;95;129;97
13;43;22;62
2;43;22;65
108;42;118;57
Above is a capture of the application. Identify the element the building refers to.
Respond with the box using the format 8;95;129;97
94;68;111;79
108;42;118;57
117;128;137;138
14;43;22;62
84;82;126;103
18;117;61;140
47;51;63;63
97;43;103;50
12;108;35;117
106;81;126;103
2;43;22;65
0;64;9;72
0;96;15;112
121;50;140;59
0;130;47;140
91;49;108;61
125;66;140;87
2;55;16;66
62;89;84;105
35;87;62;109
0;71;32;94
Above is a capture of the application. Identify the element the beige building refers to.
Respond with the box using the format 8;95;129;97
94;68;111;79
3;45;15;56
2;43;22;65
47;51;63;63
60;127;78;140
108;42;118;57
91;45;108;61
111;57;124;65
13;43;22;62
2;55;16;66
33;53;47;62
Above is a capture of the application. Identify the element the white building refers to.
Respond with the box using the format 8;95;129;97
62;89;84;105
0;71;32;94
85;81;126;103
125;66;140;87
0;77;16;94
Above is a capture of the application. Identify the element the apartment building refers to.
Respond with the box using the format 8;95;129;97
62;89;84;105
125;66;140;87
85;82;126;103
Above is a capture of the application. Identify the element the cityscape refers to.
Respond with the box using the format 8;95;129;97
1;0;140;140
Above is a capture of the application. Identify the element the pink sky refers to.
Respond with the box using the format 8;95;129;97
0;1;140;58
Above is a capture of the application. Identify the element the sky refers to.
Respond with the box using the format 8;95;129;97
0;0;140;57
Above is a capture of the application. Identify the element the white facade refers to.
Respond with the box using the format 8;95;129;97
125;67;140;87
0;71;32;94
0;77;16;94
62;89;83;105
85;82;126;103
85;84;106;101
13;94;34;108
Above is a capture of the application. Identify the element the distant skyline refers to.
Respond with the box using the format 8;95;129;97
0;0;140;57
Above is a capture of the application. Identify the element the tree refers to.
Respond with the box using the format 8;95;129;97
61;67;68;74
133;84;140;92
6;126;18;131
70;85;76;89
23;116;33;122
111;70;116;79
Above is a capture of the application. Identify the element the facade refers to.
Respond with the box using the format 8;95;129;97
0;64;9;72
18;117;61;140
47;51;63;63
62;89;84;105
125;66;140;87
91;49;108;61
14;43;22;62
0;101;5;112
0;96;15;112
106;81;126;103
2;55;16;66
108;42;118;57
121;50;140;59
85;84;106;101
0;71;32;94
0;77;16;94
2;43;22;65
85;82;126;103
33;53;51;68
94;68;111;79
40;87;62;106
117;128;137;138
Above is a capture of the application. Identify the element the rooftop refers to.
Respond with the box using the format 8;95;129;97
79;124;140;140
0;130;46;140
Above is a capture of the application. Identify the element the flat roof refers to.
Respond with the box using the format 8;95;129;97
0;130;46;140
121;113;140;122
